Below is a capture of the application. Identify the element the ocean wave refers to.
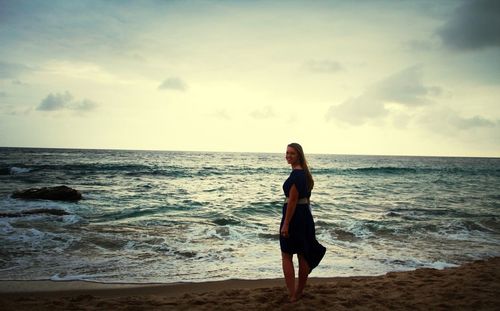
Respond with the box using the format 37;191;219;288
379;258;458;270
257;232;278;240
0;208;70;218
353;167;419;174
0;166;32;175
212;217;241;226
0;162;283;179
437;218;500;238
237;202;282;217
11;162;499;179
50;273;102;282
97;206;168;222
330;229;361;242
313;166;418;175
0;220;15;234
25;163;189;178
10;167;32;174
62;214;85;225
313;166;500;176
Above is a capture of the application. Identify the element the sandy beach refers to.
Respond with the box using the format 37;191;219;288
1;257;499;310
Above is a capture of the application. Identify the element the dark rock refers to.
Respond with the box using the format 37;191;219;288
12;185;82;202
0;208;70;217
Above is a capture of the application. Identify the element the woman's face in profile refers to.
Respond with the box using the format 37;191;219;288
286;146;298;165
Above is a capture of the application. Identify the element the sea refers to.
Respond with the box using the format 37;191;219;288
0;147;499;284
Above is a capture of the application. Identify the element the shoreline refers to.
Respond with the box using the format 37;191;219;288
1;257;499;310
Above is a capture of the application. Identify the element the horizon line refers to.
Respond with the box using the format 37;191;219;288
1;145;499;159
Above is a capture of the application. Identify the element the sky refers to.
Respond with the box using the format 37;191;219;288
0;0;499;157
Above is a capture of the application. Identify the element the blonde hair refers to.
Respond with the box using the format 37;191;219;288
288;143;314;192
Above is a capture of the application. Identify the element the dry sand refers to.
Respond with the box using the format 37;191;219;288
1;257;499;310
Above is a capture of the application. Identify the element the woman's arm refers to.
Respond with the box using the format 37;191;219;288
281;184;299;238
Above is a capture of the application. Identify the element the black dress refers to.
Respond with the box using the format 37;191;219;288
280;169;326;273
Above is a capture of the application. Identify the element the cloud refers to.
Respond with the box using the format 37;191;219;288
37;91;73;111
0;2;146;65
73;99;97;112
417;106;499;137
158;77;187;91
452;115;497;129
37;91;98;112
11;79;25;85
437;0;500;50
212;109;231;120
326;95;387;125
0;61;31;79
250;105;276;119
404;40;436;52
303;60;343;73
326;66;440;125
371;66;441;107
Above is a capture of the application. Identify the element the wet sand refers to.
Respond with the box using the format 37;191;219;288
1;257;499;310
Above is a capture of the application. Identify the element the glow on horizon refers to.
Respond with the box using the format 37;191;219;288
0;0;499;157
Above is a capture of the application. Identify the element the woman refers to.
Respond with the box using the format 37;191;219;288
280;143;326;302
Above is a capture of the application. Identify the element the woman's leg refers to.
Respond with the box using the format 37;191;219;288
281;252;295;300
296;254;310;299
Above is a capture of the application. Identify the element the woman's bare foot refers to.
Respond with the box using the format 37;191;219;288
289;293;302;303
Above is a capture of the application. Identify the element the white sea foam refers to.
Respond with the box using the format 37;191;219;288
50;273;101;281
4;198;71;212
124;241;136;250
427;261;458;270
62;214;84;225
0;265;20;272
0;220;15;234
3;228;46;252
9;166;31;174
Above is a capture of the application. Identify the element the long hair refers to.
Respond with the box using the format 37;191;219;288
288;143;314;192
